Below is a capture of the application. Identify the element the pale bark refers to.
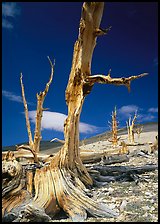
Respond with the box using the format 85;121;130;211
20;74;34;148
16;144;39;163
110;106;119;146
33;56;55;153
126;112;137;143
126;118;131;142
85;73;147;92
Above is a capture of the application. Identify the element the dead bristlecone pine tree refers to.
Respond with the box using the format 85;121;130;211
2;2;148;222
135;124;143;139
108;106;120;147
126;111;138;144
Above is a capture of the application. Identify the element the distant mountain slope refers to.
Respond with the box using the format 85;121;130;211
80;122;158;145
2;122;158;153
2;141;63;152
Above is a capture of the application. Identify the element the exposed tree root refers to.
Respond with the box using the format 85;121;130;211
52;168;118;221
3;150;157;221
2;152;119;222
33;164;119;221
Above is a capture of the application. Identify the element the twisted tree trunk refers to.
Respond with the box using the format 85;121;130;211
2;2;148;222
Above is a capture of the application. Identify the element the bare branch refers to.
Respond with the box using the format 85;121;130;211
16;144;39;164
132;111;137;127
20;73;33;147
85;73;148;92
42;56;55;97
16;144;33;151
34;57;55;153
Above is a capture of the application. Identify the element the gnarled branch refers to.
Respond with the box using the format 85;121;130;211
85;73;148;92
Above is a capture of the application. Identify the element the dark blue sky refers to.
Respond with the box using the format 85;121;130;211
2;2;158;147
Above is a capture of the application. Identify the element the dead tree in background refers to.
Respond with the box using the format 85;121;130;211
135;125;143;139
108;106;120;146
126;111;137;143
17;57;55;163
2;2;148;222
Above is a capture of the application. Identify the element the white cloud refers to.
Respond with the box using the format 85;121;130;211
137;114;155;122
117;105;157;124
28;110;100;134
2;90;34;105
2;90;23;103
2;2;20;29
148;107;158;113
118;105;138;118
79;122;100;133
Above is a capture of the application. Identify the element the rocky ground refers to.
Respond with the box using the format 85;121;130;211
51;129;158;222
85;154;158;222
